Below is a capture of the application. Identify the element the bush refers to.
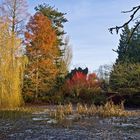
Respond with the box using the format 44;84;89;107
63;70;102;104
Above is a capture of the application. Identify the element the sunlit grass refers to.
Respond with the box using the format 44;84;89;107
49;103;73;121
49;102;137;121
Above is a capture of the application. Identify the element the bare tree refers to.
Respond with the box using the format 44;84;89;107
0;0;28;36
109;5;140;42
63;36;73;70
96;64;112;84
56;36;72;76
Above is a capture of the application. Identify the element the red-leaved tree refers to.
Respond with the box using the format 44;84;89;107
65;72;101;98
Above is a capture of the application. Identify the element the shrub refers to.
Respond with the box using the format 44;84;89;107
63;70;102;103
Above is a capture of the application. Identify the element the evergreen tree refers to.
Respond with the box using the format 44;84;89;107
35;3;67;46
128;22;140;63
35;4;71;94
115;25;131;63
116;23;140;64
110;23;140;94
23;12;59;101
110;63;140;94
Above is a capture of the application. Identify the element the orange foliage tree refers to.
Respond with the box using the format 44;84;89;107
23;12;60;100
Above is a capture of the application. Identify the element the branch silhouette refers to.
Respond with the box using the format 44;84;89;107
109;5;140;42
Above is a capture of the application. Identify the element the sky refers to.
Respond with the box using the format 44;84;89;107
28;0;140;72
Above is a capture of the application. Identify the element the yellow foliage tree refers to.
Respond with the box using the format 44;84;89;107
0;22;26;108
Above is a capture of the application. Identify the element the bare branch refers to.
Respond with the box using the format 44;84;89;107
121;5;140;13
0;0;28;36
109;5;140;34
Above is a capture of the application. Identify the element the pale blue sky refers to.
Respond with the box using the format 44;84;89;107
28;0;139;71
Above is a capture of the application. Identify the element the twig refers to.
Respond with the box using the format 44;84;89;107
109;5;140;35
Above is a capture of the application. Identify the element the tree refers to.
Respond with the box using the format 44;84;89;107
0;21;26;108
62;36;73;71
110;23;140;94
109;63;140;94
109;5;140;42
55;36;73;80
35;4;72;94
64;70;101;103
114;23;140;64
0;0;28;36
96;64;112;91
24;12;59;100
35;4;69;71
51;36;73;93
35;3;67;46
115;25;131;63
96;64;112;83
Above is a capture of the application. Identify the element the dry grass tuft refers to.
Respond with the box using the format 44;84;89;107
49;103;73;121
50;101;136;121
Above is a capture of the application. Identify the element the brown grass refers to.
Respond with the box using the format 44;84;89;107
49;101;137;121
49;103;73;121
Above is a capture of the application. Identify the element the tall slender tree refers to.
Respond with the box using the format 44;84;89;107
115;25;131;63
24;12;59;99
0;0;28;36
35;3;67;46
0;21;26;108
115;23;140;64
35;4;72;94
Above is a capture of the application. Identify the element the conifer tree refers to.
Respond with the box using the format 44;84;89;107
35;4;71;93
24;12;59;100
115;25;131;63
35;4;67;46
115;23;140;64
110;23;140;94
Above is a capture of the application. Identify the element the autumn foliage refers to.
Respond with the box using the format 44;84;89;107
65;71;101;100
25;12;58;55
0;22;25;108
24;12;60;100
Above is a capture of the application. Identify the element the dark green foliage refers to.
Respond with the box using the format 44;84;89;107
116;23;140;64
110;63;140;94
115;25;131;64
35;3;68;46
124;93;140;107
110;23;140;96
